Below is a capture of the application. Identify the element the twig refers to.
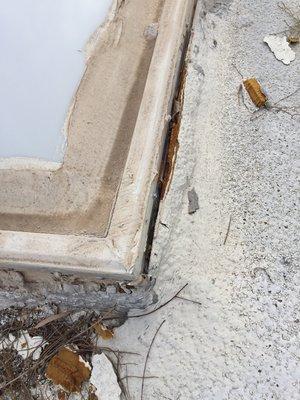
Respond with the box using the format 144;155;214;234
223;215;232;245
32;311;70;330
273;88;300;107
127;283;189;319
232;64;244;79
119;362;139;366
159;221;169;229
141;320;166;400
120;375;158;381
0;311;114;392
64;310;113;343
278;2;300;22
175;295;202;306
102;284;189;323
77;346;139;356
237;84;243;107
237;84;252;113
125;365;130;400
104;351;130;400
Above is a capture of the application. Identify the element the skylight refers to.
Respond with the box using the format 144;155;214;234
0;0;112;162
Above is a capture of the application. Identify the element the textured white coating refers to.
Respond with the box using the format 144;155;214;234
90;354;121;399
109;0;300;398
264;35;296;65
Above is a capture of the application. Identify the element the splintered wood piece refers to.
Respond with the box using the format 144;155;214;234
243;78;267;108
288;36;300;44
94;322;114;340
46;347;91;393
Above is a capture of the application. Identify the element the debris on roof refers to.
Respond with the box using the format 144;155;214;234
46;346;91;393
0;330;47;361
287;35;300;44
277;2;300;44
263;35;296;65
94;322;114;340
243;78;268;108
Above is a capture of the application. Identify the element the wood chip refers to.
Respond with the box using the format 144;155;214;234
243;78;267;108
94;323;114;340
288;36;300;44
58;390;67;400
46;347;91;393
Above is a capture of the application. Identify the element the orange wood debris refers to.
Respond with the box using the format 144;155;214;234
93;322;114;340
243;78;267;108
46;347;91;393
288;36;300;44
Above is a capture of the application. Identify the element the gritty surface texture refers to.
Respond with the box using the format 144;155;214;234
107;0;300;398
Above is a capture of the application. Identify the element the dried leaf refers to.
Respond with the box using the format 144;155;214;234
94;323;114;340
46;347;91;393
33;311;70;330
